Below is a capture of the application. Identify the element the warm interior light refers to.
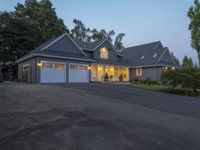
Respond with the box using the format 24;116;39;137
98;66;102;70
37;62;42;67
88;66;91;70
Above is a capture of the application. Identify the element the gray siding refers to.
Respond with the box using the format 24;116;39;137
18;58;36;83
48;36;83;55
130;67;164;81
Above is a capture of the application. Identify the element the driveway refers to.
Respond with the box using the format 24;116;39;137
0;82;200;150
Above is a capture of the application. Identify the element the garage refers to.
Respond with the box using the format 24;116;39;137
69;64;89;83
41;62;66;83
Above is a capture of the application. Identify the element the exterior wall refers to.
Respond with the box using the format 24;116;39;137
36;57;90;83
18;58;36;83
130;67;164;81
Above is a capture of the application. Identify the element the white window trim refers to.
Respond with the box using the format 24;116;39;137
23;64;30;71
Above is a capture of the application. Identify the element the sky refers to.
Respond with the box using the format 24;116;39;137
0;0;198;64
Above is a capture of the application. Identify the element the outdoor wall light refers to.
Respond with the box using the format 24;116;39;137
37;61;42;67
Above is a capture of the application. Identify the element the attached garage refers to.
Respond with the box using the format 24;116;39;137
41;62;66;83
69;64;89;83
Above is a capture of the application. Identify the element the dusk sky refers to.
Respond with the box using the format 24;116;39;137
0;0;198;64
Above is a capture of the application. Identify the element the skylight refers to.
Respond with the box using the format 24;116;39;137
153;53;157;58
141;55;145;59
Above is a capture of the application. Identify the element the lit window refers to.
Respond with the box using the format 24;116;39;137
136;68;142;77
42;63;53;68
141;55;145;59
153;53;157;58
100;47;109;59
55;64;64;69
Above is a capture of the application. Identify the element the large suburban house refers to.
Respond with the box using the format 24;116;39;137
16;32;179;83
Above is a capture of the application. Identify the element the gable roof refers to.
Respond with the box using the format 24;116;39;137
123;41;180;67
16;32;92;63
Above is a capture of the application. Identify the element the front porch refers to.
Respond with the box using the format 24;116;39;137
90;64;129;82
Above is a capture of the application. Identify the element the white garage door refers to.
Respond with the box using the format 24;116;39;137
69;64;89;83
41;62;66;83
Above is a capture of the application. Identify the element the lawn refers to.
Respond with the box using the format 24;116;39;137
130;84;200;97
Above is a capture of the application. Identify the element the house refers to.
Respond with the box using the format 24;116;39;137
16;32;179;83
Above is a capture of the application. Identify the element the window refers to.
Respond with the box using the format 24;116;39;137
79;65;88;70
42;63;53;68
23;64;30;71
153;53;157;58
100;47;108;59
136;68;142;77
55;64;64;69
70;65;78;70
141;55;145;59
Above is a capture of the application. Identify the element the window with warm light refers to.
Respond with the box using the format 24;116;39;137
136;68;142;77
100;47;109;59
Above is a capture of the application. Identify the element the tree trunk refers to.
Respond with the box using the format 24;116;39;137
198;53;200;68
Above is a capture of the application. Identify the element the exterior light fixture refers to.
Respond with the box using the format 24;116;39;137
88;66;91;70
37;61;42;67
172;67;175;70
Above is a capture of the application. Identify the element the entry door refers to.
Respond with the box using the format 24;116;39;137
69;64;89;83
41;62;66;83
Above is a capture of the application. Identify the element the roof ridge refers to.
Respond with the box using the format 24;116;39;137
125;41;161;49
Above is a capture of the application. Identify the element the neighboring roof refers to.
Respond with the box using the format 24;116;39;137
123;41;180;67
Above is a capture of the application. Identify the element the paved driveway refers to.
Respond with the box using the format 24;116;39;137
0;82;200;150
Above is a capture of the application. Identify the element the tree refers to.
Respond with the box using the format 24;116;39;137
182;56;193;68
171;52;180;65
114;33;125;52
90;29;115;42
188;0;200;67
14;0;68;43
71;19;90;42
161;67;200;96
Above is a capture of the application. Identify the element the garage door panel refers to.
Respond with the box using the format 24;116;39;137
41;62;66;83
69;64;89;83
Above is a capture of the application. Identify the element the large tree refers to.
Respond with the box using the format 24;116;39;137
182;55;194;68
0;0;68;65
114;33;125;52
188;0;200;67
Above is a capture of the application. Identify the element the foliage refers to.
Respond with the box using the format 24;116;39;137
161;67;200;96
188;0;200;66
137;78;159;85
182;55;194;68
0;0;67;65
171;52;180;65
119;73;123;81
104;73;109;81
114;33;125;52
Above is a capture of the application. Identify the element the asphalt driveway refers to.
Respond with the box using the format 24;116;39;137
0;82;200;150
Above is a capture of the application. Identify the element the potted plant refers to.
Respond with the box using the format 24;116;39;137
104;73;109;82
110;75;113;81
119;73;123;82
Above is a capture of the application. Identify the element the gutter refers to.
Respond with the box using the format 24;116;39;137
15;53;95;63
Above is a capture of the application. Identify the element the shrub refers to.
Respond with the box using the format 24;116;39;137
161;67;200;96
119;73;123;81
104;73;109;82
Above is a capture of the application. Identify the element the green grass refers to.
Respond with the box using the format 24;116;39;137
130;84;168;91
130;84;200;97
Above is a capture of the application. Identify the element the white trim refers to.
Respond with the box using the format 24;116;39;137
154;41;161;49
23;64;30;71
65;33;87;56
158;48;168;62
41;33;68;51
16;53;94;63
93;39;107;51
